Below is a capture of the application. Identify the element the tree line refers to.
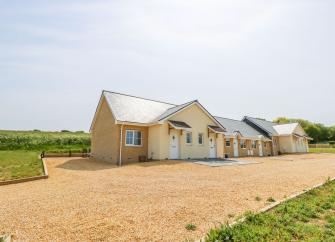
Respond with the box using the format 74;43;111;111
273;117;335;144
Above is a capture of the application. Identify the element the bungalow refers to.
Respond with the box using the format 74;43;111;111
214;117;272;158
90;91;311;165
90;91;225;165
242;116;312;155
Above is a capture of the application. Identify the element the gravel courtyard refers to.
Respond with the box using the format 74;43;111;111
1;153;335;241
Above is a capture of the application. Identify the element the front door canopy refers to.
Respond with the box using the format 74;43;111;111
168;120;192;131
208;125;226;134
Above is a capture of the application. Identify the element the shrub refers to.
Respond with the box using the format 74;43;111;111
185;223;197;231
255;196;262;201
267;197;276;203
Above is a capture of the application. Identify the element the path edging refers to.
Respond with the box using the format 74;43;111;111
0;158;48;186
198;176;335;242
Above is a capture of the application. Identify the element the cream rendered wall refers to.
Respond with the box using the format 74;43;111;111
159;122;171;160
293;125;308;153
149;104;218;160
216;134;224;158
148;124;161;160
278;136;294;153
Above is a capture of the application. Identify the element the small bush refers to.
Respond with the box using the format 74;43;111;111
255;196;262;201
185;223;197;231
267;197;276;203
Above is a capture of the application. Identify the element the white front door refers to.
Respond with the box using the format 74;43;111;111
169;133;179;159
233;138;239;157
259;141;263;156
209;136;216;158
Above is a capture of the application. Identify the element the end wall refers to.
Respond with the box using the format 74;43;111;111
91;97;120;164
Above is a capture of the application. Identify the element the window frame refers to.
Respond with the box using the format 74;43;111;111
252;140;257;149
240;139;246;149
186;132;192;145
226;139;231;147
125;130;142;147
198;133;204;145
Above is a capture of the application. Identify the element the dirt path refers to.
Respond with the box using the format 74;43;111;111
1;153;335;241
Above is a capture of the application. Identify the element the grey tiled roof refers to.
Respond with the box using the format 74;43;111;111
243;116;279;135
214;117;264;138
103;91;176;124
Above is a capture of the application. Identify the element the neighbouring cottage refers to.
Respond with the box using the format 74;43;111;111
90;91;312;165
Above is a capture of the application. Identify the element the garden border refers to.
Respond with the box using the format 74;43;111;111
198;176;335;242
0;158;48;186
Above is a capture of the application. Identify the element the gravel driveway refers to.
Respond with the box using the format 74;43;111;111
1;153;335;241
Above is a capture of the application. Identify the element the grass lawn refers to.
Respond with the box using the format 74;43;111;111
309;148;335;153
0;151;43;181
205;179;335;242
0;130;91;181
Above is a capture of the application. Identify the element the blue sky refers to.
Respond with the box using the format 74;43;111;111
1;0;334;131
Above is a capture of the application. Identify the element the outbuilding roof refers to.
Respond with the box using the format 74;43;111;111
214;117;264;138
272;123;299;135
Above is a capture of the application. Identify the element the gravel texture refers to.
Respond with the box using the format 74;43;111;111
1;153;335;241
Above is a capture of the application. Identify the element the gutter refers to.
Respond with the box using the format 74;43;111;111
119;124;124;166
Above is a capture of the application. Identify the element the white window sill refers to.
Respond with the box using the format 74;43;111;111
125;144;143;147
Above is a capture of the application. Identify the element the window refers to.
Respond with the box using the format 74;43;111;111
198;133;204;145
226;140;231;147
252;140;257;149
240;140;246;149
125;130;142;146
264;142;267;148
186;132;192;145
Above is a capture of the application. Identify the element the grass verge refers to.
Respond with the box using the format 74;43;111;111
0;151;43;181
309;148;335;153
205;179;335;242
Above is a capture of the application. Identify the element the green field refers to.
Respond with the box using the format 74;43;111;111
205;179;335;242
0;130;91;181
0;130;90;151
309;148;335;153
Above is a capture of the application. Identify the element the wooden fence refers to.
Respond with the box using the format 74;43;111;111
41;150;90;158
309;144;335;148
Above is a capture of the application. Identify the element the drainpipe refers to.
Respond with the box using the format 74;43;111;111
119;124;124;166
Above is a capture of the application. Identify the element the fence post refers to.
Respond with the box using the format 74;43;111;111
41;151;45;158
69;150;72;157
